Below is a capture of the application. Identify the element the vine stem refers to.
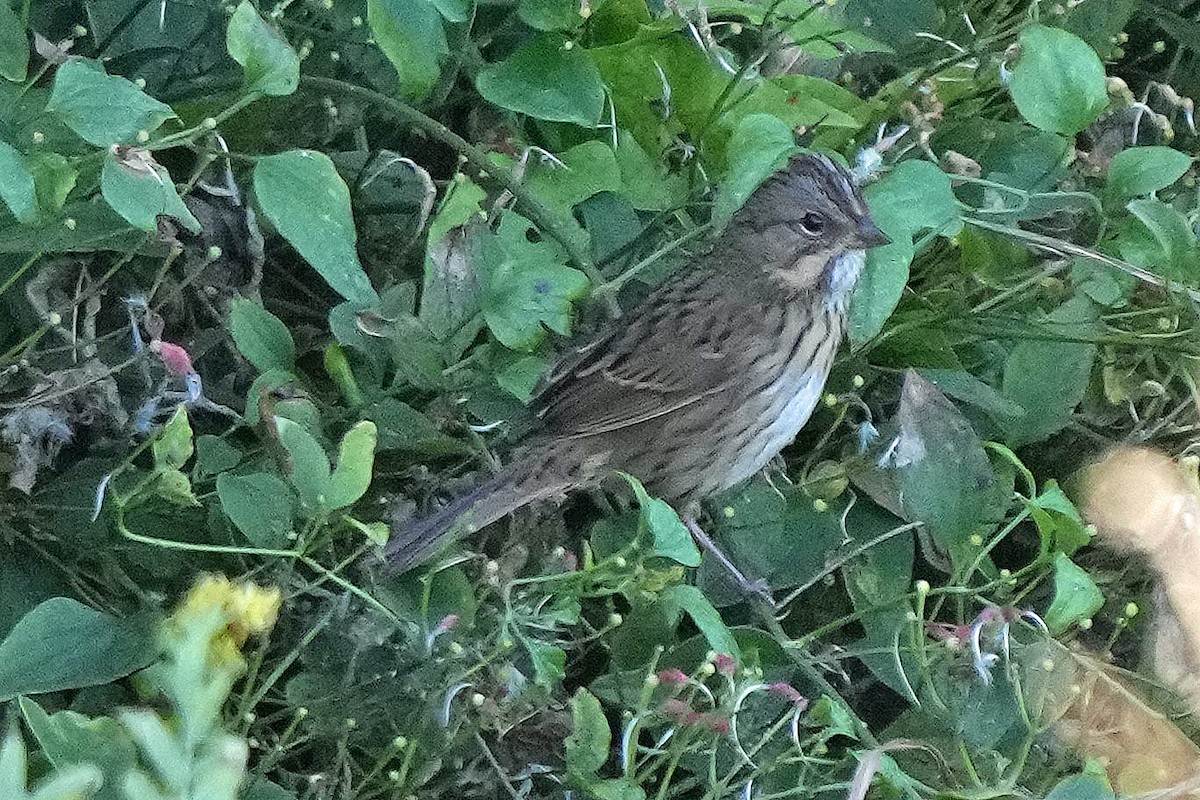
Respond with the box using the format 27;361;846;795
297;75;618;315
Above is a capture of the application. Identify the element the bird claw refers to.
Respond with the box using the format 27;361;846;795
684;516;776;607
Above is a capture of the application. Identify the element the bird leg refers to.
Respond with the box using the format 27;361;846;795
683;515;775;606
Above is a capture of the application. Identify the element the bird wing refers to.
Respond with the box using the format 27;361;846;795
531;268;739;439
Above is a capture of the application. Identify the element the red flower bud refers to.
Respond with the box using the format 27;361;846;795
657;668;688;686
156;341;194;376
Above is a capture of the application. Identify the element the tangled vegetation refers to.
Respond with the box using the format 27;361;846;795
2;0;1200;798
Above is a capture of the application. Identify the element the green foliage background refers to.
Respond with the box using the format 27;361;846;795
1;0;1199;797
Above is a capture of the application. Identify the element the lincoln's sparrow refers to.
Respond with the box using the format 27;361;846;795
385;153;889;589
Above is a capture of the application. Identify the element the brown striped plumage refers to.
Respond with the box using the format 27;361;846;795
385;153;889;574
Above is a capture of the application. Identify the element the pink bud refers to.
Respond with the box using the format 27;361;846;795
433;614;460;636
768;683;808;708
657;668;689;686
713;653;736;677
661;699;690;720
702;713;730;734
156;341;194;376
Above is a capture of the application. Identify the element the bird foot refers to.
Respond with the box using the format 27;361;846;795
683;516;775;607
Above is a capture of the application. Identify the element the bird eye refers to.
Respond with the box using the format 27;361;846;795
797;212;827;235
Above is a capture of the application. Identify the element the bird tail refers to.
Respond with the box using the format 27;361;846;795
382;448;576;574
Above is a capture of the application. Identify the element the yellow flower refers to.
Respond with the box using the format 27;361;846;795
176;574;282;649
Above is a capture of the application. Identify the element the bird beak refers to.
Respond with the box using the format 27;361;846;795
854;218;891;248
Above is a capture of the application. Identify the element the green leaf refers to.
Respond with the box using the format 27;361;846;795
1119;198;1200;282
1000;295;1098;446
47;60;176;147
100;151;201;234
26;152;77;215
496;355;547;401
0;3;29;82
155;468;200;507
581;778;647;800
254;150;378;304
229;299;296;373
804;695;859;739
525;141;623;211
0;726;26;797
274;417;331;508
660;585;740;659
365;398;467;454
152;405;193;470
227;1;299;97
705;481;845;604
889;371;998;569
326;421;377;509
614;133;685;212
526;639;567;687
217;472;294;548
623;473;700;567
849;159;962;345
565;688;609;775
840;0;936;49
427;175;487;244
1107;146;1192;200
480;212;590;350
476;34;605;126
841;503;918;700
0;141;37;223
519;0;584;30
369;0;448;100
430;0;473;22
0;598;156;702
1045;553;1104;634
195;435;243;477
421;180;487;338
20;697;137;800
1059;0;1136;57
1046;774;1115;800
1010;25;1108;135
242;777;300;800
1026;481;1092;557
117;710;188;793
712;114;797;229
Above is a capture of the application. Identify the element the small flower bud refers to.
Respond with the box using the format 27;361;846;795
657;668;688;686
